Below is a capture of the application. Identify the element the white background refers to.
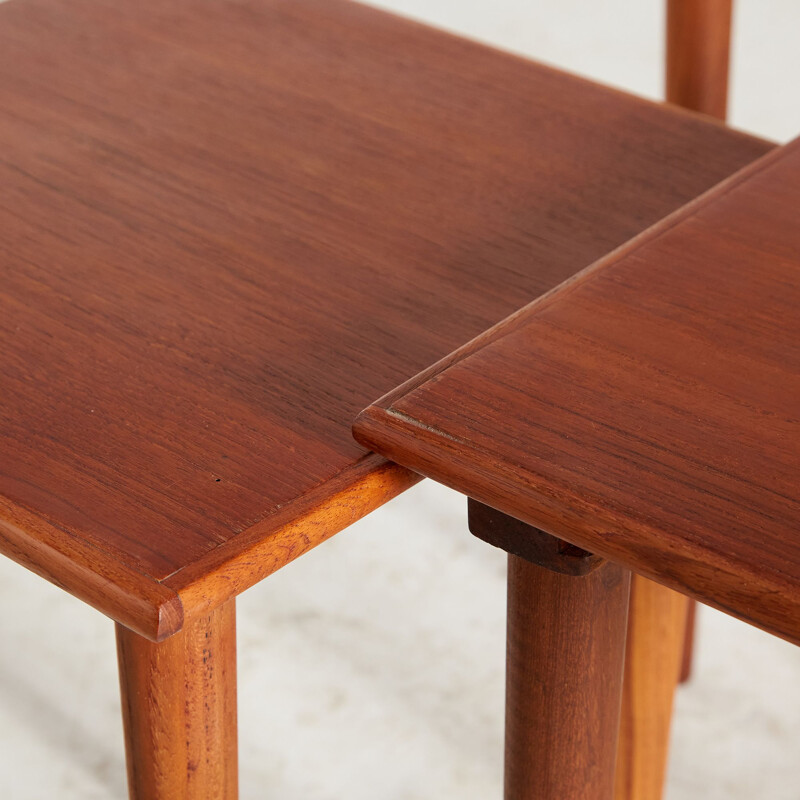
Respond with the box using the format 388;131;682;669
1;0;799;797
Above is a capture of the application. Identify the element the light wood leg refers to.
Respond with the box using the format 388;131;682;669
679;599;698;682
116;600;238;800
666;0;733;119
614;576;689;800
505;554;630;800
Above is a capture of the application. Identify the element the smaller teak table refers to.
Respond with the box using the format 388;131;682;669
354;137;800;799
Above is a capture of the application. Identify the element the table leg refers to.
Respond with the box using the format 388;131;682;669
614;576;688;800
666;0;733;119
116;600;238;800
505;553;630;800
679;600;698;682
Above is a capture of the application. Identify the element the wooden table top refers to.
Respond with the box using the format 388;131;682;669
354;138;800;646
0;0;770;639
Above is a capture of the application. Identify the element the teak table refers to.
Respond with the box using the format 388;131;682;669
0;0;770;797
354;137;800;798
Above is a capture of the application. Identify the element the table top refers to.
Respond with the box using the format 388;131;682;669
0;0;770;639
354;138;800;646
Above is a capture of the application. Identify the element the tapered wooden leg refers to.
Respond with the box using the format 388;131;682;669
505;554;631;800
116;600;238;800
666;0;733;119
614;576;689;800
679;599;698;682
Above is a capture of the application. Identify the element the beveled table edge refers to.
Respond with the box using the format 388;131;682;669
0;494;183;640
161;454;421;626
0;454;418;640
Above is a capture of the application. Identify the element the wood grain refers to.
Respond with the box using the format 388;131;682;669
167;455;420;626
0;495;182;640
667;0;734;685
614;576;688;800
116;600;238;799
354;138;800;645
0;0;770;632
667;0;733;119
505;554;630;800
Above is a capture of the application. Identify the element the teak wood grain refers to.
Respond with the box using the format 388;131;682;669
354;138;800;646
505;555;630;800
116;600;238;799
0;0;770;638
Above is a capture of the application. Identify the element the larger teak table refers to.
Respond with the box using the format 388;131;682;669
0;0;771;797
354;137;800;798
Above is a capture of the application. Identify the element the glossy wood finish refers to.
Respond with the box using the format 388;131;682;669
614;577;688;800
116;601;238;799
506;554;630;800
0;0;771;638
666;0;733;119
354;138;800;645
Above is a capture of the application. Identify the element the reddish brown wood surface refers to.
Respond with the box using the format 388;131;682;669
116;600;238;799
354;138;800;645
667;0;733;119
469;498;682;800
0;0;770;637
667;0;734;683
505;554;630;800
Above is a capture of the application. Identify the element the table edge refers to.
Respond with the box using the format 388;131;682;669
353;138;800;645
161;453;421;626
0;494;183;640
0;454;420;639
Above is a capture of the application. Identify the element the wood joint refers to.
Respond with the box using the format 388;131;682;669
467;499;604;576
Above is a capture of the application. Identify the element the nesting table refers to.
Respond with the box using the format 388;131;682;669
355;136;800;797
0;0;775;797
